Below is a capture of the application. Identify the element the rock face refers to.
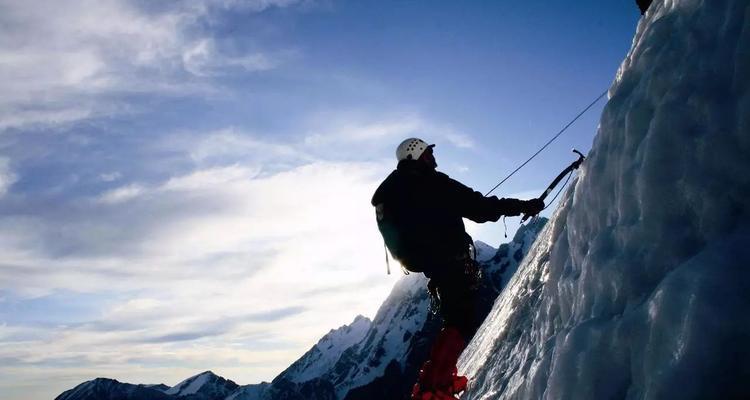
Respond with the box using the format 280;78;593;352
459;1;750;399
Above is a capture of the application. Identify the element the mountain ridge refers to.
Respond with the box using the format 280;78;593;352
56;219;547;400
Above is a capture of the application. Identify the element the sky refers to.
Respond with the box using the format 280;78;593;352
0;1;640;398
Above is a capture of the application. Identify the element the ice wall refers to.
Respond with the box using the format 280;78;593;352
459;1;750;399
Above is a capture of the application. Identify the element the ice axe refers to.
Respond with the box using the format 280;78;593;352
521;149;586;223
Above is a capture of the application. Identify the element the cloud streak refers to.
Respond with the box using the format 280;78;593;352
0;0;300;130
0;158;16;196
303;111;476;151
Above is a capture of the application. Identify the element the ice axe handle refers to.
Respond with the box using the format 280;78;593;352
520;149;586;223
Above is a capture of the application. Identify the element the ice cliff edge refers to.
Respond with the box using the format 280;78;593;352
459;1;750;399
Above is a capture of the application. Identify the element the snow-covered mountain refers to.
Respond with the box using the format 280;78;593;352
56;372;239;400
459;1;750;399
56;378;172;400
227;272;439;400
482;220;547;294
165;371;239;399
55;220;545;400
473;240;497;263
328;220;547;400
278;314;372;384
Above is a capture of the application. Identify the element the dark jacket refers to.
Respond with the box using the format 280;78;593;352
371;160;530;273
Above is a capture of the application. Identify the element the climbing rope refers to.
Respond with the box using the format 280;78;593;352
484;89;608;197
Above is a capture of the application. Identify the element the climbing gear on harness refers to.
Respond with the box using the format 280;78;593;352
383;242;391;275
427;244;479;314
464;257;482;291
428;280;440;315
397;138;435;162
522;149;586;222
485;90;606;197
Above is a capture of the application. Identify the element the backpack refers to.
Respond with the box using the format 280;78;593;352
375;201;473;274
372;166;474;274
375;201;428;273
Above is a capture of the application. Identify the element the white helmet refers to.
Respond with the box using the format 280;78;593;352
396;138;434;161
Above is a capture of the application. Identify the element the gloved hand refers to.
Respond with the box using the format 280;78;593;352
523;198;545;216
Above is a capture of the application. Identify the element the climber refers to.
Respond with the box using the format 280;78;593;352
636;0;652;14
371;138;544;400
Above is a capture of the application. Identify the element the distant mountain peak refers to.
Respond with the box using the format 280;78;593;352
165;370;238;397
473;240;497;262
277;313;373;386
55;377;172;400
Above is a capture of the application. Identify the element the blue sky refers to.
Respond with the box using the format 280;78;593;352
0;1;639;398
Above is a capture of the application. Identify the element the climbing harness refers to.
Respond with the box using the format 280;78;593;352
427;247;481;315
522;149;585;223
484;90;606;197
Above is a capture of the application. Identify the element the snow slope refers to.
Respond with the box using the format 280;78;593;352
332;273;433;398
165;371;239;399
481;220;547;294
55;378;172;400
460;1;750;399
165;372;212;396
473;241;497;263
277;315;372;384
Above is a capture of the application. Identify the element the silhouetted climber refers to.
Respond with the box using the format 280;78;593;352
637;0;653;14
371;138;544;400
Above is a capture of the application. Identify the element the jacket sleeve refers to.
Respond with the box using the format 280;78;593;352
440;173;529;222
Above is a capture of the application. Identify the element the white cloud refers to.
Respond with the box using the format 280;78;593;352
304;114;423;145
99;172;122;182
182;128;313;165
0;157;398;387
303;111;476;151
96;184;146;204
0;0;300;130
161;164;260;191
0;158;17;196
440;131;476;149
182;39;294;76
